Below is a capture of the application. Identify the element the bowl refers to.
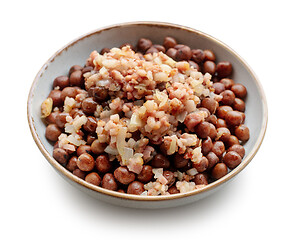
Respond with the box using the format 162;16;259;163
27;21;268;209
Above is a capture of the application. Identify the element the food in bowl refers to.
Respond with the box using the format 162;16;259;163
41;36;249;196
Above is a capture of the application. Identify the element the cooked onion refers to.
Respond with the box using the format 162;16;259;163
123;147;134;160
104;145;119;155
128;112;142;132
116;127;127;158
97;79;110;86
176;111;187;123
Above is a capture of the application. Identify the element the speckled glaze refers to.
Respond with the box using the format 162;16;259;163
27;22;268;209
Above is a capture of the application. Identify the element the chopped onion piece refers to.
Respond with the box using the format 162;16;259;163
176;111;187;123
128;112;143;132
123;147;134;160
97;79;110;86
104;145;119;155
186;168;198;176
116;127;127;158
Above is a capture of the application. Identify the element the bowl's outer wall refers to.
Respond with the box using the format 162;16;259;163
56;166;230;208
29;23;266;208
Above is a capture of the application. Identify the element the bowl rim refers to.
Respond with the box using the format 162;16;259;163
27;21;268;202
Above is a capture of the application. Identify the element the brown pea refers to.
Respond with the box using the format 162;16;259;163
163;171;175;185
77;153;95;172
223;151;242;169
114;166;135;185
95;154;112;173
201;98;218;114
69;70;84;87
212;141;225;157
208;123;217;139
231;84;247;99
174;44;185;49
45;111;60;124
83;116;97;133
91;140;106;155
235;124;250;141
82;66;93;74
203;61;216;75
53;76;69;90
216;105;233;119
100;48;110;55
194;121;210;139
53;141;59;149
85;58;93;68
86;134;96;145
70;109;84;119
197;107;210;119
66;156;78;172
225;110;243;126
146;46;159;54
137;165;153;183
206;114;217;126
220;90;235;105
228;144;245;158
168;186;180;194
233;98;245;112
85;172;101;186
166;48;178;60
191;49;205;63
153;44;166;53
69;65;83;76
64;145;75;155
192;157;209;172
203;50;216;61
82;97;97;115
163;37;177;49
212;76;220;83
188;60;200;71
213;82;226;94
76;145;91;156
61;87;78;102
102;173;118;191
206;151;219;170
53;148;69;165
216;127;231;142
88;86;108;102
45;124;61;142
48;90;63;107
133;130;144;141
55;112;69;128
216;61;232;78
117;189;125;193
137;38;152;52
240;112;246;123
220;78;234;89
73;169;86;179
176;45;192;61
212;163;228;179
227;135;240;147
216;118;227;128
120;43;134;50
127;181;144;195
184;112;203;131
202;137;213;155
174;153;189;169
194;173;208;185
151;154;170;169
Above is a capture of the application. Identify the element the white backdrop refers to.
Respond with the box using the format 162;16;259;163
1;0;292;239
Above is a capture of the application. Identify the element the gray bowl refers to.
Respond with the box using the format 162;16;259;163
27;22;268;208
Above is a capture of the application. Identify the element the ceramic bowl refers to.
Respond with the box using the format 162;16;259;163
27;21;268;209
